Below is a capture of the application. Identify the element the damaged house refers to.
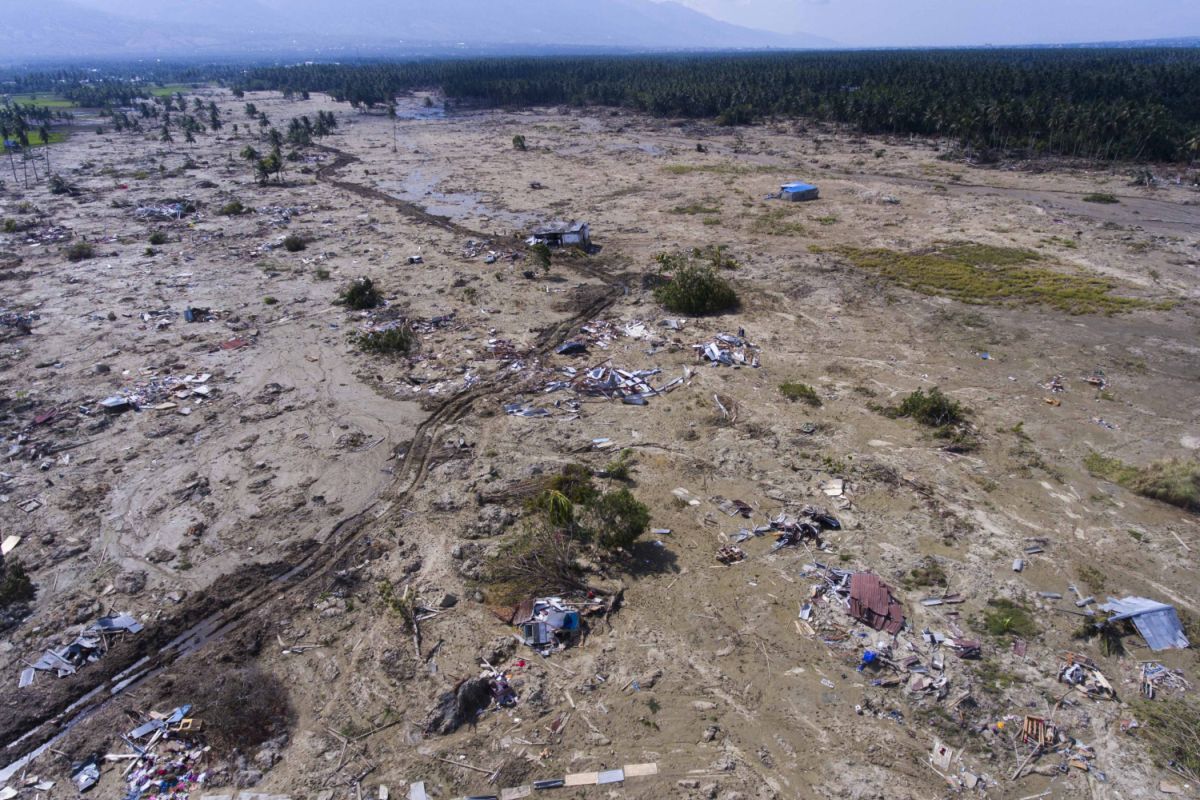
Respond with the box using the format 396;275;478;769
529;221;591;249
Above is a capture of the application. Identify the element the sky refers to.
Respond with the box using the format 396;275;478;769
658;0;1200;46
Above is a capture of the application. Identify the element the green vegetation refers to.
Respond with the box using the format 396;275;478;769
512;134;527;151
1076;564;1108;595
218;200;247;216
1131;698;1200;782
6;94;75;108
337;277;383;310
282;234;307;252
587;489;652;551
1085;453;1200;512
883;387;967;428
670;201;721;215
65;241;95;262
902;558;948;591
530;242;552;272
835;243;1155;314
652;249;739;315
604;449;635;482
0;558;35;608
981;598;1038;639
351;325;416;356
1082;192;1120;204
148;231;169;246
779;381;822;407
263;296;278;305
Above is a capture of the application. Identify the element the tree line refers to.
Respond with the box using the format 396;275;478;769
6;50;1200;162
234;50;1200;162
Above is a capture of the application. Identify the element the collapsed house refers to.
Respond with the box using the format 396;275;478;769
528;221;591;249
810;565;906;635
514;597;582;654
19;613;143;687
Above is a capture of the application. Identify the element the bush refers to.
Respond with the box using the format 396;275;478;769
218;199;247;216
890;387;966;427
263;296;278;305
282;234;306;252
148;230;168;245
0;558;35;608
1083;192;1119;204
530;242;552;271
65;241;95;262
170;665;294;752
512;134;527;151
653;254;738;315
587;489;651;551
338;277;382;310
780;381;821;407
351;325;415;355
486;523;586;604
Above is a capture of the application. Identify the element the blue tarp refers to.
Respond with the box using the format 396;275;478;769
781;182;817;193
1100;596;1190;651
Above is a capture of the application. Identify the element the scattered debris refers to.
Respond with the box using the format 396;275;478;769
693;332;759;368
18;613;142;687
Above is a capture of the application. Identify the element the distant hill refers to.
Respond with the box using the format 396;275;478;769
3;0;836;62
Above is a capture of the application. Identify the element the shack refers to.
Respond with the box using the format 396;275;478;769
530;221;591;248
780;182;819;202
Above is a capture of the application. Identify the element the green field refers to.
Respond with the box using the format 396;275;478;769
2;131;68;149
4;93;76;108
149;83;207;97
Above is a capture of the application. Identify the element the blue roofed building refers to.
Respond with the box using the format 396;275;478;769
780;182;819;202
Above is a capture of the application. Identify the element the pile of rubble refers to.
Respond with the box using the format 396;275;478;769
693;332;760;368
94;373;216;414
18;613;142;688
543;364;690;406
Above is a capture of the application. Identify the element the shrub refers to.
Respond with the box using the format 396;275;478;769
486;523;586;604
530;242;552;271
282;234;306;252
351;325;415;355
889;387;966;427
604;450;635;481
263;296;278;305
49;174;78;196
171;665;294;752
338;277;382;310
1083;192;1119;204
587;489;651;551
148;230;168;245
218;199;247;216
0;558;35;608
653;254;738;315
65;241;95;262
902;558;947;590
780;381;821;407
512;134;527;151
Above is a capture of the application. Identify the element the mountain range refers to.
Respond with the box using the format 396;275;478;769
3;0;835;62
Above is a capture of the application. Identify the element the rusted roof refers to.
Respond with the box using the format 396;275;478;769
511;598;537;626
848;572;905;635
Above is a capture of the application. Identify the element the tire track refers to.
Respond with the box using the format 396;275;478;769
2;143;624;767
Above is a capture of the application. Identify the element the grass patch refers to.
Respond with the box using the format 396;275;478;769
218;200;247;216
1082;192;1119;204
1131;698;1200;782
1085;453;1200;512
779;381;821;407
835;243;1154;314
980;598;1038;639
902;558;948;591
6;93;75;108
148;231;168;246
282;234;306;252
670;201;720;215
751;207;808;236
1076;564;1108;595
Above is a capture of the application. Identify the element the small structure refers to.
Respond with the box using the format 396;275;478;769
780;182;819;202
530;221;591;249
1099;596;1190;651
847;572;906;634
513;597;582;654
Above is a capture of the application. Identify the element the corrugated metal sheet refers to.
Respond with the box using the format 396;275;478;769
1100;596;1190;651
848;573;905;634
